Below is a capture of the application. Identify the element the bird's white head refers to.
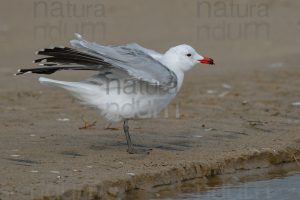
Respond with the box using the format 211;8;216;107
162;44;214;73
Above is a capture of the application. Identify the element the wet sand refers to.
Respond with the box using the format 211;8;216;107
0;0;300;199
162;165;300;200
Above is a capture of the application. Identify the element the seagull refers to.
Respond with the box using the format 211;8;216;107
16;33;214;154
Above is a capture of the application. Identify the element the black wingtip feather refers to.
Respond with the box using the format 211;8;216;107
18;46;110;75
34;46;108;66
15;67;58;75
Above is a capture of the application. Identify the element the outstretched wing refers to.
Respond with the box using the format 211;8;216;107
16;46;112;75
16;34;177;88
70;34;176;87
125;43;163;60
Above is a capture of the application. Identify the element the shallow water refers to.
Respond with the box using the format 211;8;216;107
165;173;300;200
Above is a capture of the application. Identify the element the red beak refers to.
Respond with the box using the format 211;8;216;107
199;57;215;65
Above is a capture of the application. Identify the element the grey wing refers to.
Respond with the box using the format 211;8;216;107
125;43;163;60
16;34;177;89
70;34;177;88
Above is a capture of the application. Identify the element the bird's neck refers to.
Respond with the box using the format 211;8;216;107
174;70;184;91
159;57;185;91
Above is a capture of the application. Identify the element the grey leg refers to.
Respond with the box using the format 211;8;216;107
123;120;136;154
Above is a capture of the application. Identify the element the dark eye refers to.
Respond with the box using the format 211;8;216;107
186;53;192;57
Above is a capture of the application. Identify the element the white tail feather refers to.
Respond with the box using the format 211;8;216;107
39;77;92;91
38;77;104;107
